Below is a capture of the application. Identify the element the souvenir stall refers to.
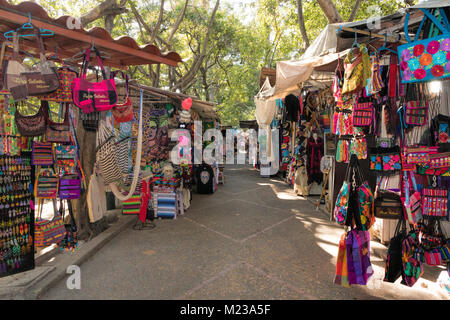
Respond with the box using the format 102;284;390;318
0;1;182;277
112;81;220;225
330;3;450;289
257;0;450;290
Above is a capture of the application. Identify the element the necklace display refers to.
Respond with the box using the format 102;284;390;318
0;154;34;277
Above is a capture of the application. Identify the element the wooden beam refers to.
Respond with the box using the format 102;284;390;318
338;26;407;44
0;7;180;67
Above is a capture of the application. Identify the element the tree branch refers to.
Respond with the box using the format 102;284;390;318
173;0;220;90
317;0;343;23
296;0;309;50
347;0;362;22
81;0;119;27
150;0;165;44
164;0;189;51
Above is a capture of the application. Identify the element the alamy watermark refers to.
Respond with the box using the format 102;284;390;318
66;265;81;290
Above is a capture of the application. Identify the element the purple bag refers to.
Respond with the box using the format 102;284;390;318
346;229;373;285
58;173;81;199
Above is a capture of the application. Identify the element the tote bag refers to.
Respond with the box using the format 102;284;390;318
398;8;450;83
72;47;117;113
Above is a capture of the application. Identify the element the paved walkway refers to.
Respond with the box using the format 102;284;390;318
40;166;449;299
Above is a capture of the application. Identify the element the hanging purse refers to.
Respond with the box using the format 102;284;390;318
112;71;133;123
342;47;365;95
422;188;448;217
80;110;100;132
32;141;54;166
404;146;439;164
34;167;58;198
20;27;59;95
58;173;81;200
34;199;65;247
72;46;118;113
14;101;47;137
4;33;27;100
352;102;374;127
384;219;407;282
96;120;123;185
45;102;72;144
398;8;450;83
37;66;77;102
374;175;403;219
401;171;422;224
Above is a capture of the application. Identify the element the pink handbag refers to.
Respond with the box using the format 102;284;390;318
71;47;118;113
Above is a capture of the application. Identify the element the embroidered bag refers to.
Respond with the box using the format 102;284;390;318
405;146;439;164
14;102;47;137
45;102;72;144
342;47;365;95
32;141;54;166
59;173;81;200
401;231;423;287
346;229;373;285
422;188;448;217
111;71;133;123
35;199;65;247
398;8;450;83
353;102;374;127
37;67;77;102
34;167;58;199
401;171;423;224
20;27;59;95
72;47;118;113
428;152;450;168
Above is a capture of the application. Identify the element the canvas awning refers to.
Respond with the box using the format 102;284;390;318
0;1;181;68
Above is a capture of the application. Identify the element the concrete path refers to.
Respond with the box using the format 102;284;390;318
39;166;449;300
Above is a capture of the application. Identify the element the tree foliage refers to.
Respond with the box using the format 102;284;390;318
11;0;417;126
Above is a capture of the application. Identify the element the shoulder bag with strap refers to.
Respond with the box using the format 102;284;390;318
21;27;60;95
45;102;72;144
14;101;47;136
398;8;450;83
72;46;118;113
111;71;133;123
4;33;27;100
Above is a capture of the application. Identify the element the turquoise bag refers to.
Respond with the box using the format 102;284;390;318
398;8;450;83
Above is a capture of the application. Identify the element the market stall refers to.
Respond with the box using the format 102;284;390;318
257;0;450;290
0;0;189;278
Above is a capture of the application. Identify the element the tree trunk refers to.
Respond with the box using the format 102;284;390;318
296;0;309;50
316;0;343;23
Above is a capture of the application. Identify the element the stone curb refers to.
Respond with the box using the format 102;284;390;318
0;214;135;300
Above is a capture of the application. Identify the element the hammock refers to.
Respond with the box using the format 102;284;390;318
97;89;144;201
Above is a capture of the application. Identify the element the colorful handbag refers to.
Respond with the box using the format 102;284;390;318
401;231;423;287
334;232;350;287
72;46;118;114
20;28;59;96
37;67;78;102
398;8;450;83
55;145;76;160
405;146;438;164
32;141;54;166
58;173;81;200
346;229;373;285
422;188;448;217
405;101;428;126
45;102;72;144
35;199;65;247
14;102;47;137
342;47;365;95
427;152;450;168
111;71;133;123
34;167;58;198
352;102;374;127
401;171;422;224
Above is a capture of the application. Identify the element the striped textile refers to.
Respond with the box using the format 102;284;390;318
122;192;141;215
32;142;54;166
